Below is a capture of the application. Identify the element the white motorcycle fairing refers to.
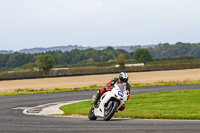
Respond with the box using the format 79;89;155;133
93;83;128;118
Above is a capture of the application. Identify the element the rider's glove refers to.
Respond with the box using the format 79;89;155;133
110;82;114;86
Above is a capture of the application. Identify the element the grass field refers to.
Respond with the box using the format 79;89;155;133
1;69;200;94
60;89;200;120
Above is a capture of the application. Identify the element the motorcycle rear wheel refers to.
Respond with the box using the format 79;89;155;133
104;100;119;121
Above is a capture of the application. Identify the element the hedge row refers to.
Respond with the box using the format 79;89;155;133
153;56;197;62
1;62;200;81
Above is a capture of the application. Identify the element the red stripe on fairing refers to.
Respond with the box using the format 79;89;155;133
97;88;106;97
127;90;130;99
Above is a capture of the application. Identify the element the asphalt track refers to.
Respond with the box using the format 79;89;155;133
1;84;200;133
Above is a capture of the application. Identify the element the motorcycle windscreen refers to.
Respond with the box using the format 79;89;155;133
116;83;126;92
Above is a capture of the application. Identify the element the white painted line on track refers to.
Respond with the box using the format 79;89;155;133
12;107;29;110
23;99;91;116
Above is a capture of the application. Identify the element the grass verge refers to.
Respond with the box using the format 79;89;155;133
60;89;200;120
133;80;200;87
0;86;102;96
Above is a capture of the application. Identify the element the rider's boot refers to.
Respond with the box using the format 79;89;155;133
92;94;100;108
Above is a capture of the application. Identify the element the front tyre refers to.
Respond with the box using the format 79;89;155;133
88;107;97;120
104;100;119;121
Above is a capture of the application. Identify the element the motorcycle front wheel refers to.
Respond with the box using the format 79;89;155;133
88;107;97;120
104;100;119;121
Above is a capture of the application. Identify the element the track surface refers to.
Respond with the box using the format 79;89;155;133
1;84;200;133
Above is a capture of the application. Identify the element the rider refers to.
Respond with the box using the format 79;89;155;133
93;72;131;111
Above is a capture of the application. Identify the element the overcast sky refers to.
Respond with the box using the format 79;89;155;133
0;0;200;51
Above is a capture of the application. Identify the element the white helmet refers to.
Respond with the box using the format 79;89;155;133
119;72;128;83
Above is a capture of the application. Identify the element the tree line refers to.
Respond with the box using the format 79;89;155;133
0;47;135;71
1;42;200;71
148;42;200;59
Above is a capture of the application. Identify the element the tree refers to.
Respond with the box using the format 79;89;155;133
21;62;34;70
36;54;54;71
134;48;153;64
100;55;107;62
6;54;17;68
132;45;142;51
117;53;127;70
88;58;94;63
6;52;23;68
0;54;10;67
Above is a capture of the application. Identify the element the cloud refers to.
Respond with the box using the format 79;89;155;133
0;0;200;50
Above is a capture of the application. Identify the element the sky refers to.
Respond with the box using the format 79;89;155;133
0;0;200;51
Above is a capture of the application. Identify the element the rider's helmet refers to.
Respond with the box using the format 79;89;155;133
119;72;128;83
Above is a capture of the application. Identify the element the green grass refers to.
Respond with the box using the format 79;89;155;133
132;81;200;87
60;100;92;116
0;87;102;96
60;89;200;120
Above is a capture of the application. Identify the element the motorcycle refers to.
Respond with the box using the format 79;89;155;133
88;83;128;121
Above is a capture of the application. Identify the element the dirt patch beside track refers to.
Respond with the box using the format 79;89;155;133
1;69;200;93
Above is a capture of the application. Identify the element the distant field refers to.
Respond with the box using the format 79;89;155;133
1;69;200;93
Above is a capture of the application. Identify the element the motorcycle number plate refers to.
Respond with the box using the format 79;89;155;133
118;91;124;97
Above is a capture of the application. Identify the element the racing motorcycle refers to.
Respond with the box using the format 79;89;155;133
88;83;128;121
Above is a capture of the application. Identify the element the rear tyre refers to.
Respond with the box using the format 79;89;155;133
88;107;97;120
104;100;119;121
